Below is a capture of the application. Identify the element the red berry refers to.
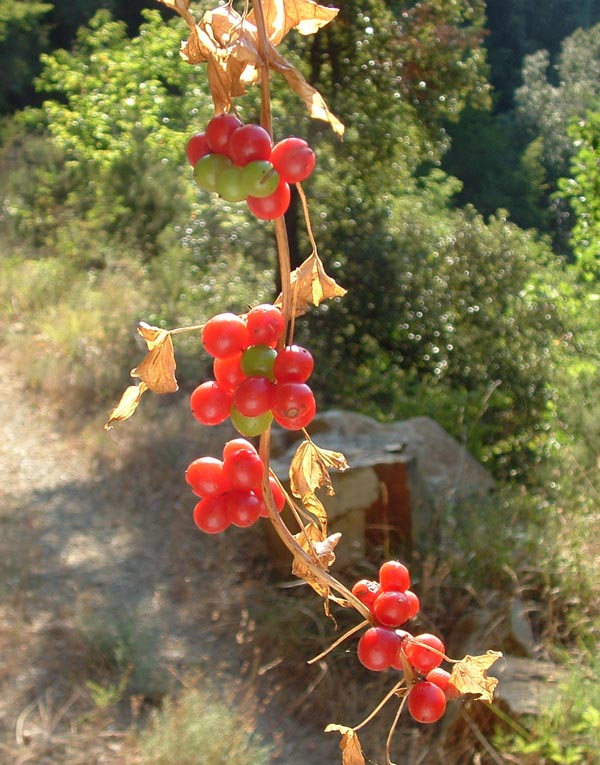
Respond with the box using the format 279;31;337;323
205;113;244;155
425;667;451;691
223;447;264;490
258;475;286;517
233;376;276;417
222;438;258;460
247;180;291;220
193;495;231;534
351;579;381;612
213;352;247;392
373;590;411;627
379;560;410;592
190;381;233;426
270;137;316;183
228;124;273;166
227;489;262;527
186;132;210;166
404;633;446;674
246;304;285;347
405;589;420;618
185;456;230;497
357;627;401;672
407;681;447;724
202;313;249;359
274;345;314;382
272;382;316;430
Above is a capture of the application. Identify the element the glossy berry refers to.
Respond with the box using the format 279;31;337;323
222;438;258;460
405;589;420;618
352;579;381;612
190;381;233;426
213;353;247;392
205;113;243;155
215;165;249;203
242;161;280;198
230;406;273;437
270;137;316;183
241;344;278;379
193;495;231;534
272;382;316;430
233;376;276;417
247;180;291;220
379;560;411;593
186;132;210;166
223;446;265;490
194;153;232;192
425;667;451;692
185;456;230;497
246;304;285;347
404;633;446;674
357;627;401;672
373;590;411;628
228;124;273;166
227;489;262;527
274;345;314;382
202;313;249;359
407;681;447;724
258;475;286;517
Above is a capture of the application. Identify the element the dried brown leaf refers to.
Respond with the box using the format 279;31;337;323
131;323;178;394
325;724;366;765
276;252;347;317
449;651;503;703
104;383;148;430
292;522;341;597
249;0;339;45
290;438;349;500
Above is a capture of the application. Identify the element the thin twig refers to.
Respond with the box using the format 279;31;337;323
307;619;369;664
353;679;407;732
385;693;409;765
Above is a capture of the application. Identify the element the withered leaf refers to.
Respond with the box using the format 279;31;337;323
325;724;366;765
290;438;349;500
131;323;178;394
292;524;341;597
275;252;347;317
449;651;503;703
248;0;339;45
104;383;148;430
155;0;196;28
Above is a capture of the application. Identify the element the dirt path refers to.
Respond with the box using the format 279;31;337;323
0;360;337;765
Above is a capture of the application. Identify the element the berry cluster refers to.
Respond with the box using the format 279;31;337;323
186;113;316;220
190;304;316;437
187;438;286;534
352;561;457;724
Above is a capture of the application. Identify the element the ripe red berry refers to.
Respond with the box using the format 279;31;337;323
407;681;447;724
223;447;264;490
193;495;231;534
202;313;249;359
379;560;411;593
373;590;411;627
352;579;381;611
233;376;276;417
405;589;420;618
403;633;446;674
213;352;247;392
222;438;258;460
185;456;230;497
190;381;233;426
226;489;262;527
205;113;244;155
425;667;451;692
258;475;286;517
186;132;210;166
274;345;314;382
357;627;401;672
228;124;273;166
246;304;285;347
272;382;316;430
270;137;316;183
247;180;291;220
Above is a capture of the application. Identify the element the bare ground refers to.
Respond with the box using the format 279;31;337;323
0;359;340;765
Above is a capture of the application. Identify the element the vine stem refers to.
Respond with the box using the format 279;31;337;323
252;0;371;625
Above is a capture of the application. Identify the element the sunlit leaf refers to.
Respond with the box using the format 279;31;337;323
249;0;339;45
275;252;347;316
104;383;148;429
449;650;503;702
325;724;366;765
292;522;341;598
290;438;349;499
131;322;178;394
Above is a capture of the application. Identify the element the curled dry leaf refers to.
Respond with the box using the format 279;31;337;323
449;650;503;703
131;322;178;394
292;523;341;601
104;383;148;430
290;438;349;499
156;0;344;134
275;252;347;317
324;724;366;765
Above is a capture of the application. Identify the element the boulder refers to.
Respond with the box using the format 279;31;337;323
267;410;494;567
